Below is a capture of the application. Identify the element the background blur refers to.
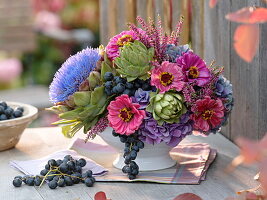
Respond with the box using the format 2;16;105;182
0;0;100;127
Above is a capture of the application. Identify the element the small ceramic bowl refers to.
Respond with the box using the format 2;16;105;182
0;102;38;151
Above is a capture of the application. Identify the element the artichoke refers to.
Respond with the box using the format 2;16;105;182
114;40;154;82
146;92;187;125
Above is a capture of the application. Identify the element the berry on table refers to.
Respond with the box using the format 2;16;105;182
84;178;94;187
48;180;58;189
13;178;22;187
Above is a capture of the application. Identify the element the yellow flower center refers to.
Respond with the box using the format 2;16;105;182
117;35;134;47
119;107;133;122
188;66;199;79
202;110;214;120
159;72;174;86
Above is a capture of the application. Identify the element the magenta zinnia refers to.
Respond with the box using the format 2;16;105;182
191;96;224;132
176;52;211;87
151;61;185;93
106;30;142;60
107;94;146;135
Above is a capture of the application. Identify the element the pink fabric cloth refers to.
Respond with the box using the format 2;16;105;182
9;150;107;176
70;138;217;184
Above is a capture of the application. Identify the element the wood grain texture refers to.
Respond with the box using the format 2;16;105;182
0;127;259;200
0;0;35;52
230;0;260;140
258;4;267;139
191;0;267;141
108;0;118;38
100;0;109;45
190;0;204;57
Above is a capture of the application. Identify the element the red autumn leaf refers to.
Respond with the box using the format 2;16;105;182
173;193;203;200
233;24;259;62
226;7;267;24
236;134;267;164
94;191;108;200
209;0;218;8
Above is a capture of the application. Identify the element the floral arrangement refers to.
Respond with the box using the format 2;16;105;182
48;16;234;179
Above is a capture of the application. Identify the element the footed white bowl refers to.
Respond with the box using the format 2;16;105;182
98;127;176;171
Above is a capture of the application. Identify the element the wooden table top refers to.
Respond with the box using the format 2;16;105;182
0;127;258;200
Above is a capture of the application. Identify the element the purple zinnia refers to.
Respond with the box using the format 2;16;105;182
49;48;100;103
132;88;150;109
176;52;211;87
138;112;193;147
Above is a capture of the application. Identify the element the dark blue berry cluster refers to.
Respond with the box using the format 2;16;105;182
0;101;24;121
104;72;153;97
112;130;144;180
12;155;95;189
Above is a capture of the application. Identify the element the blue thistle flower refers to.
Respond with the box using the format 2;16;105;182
165;44;190;62
49;48;100;103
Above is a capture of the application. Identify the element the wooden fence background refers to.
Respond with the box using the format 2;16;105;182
0;0;36;52
100;0;267;141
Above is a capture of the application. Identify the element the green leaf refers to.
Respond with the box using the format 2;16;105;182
59;107;84;120
52;119;78;125
73;91;91;106
61;121;83;138
101;62;113;81
83;117;98;133
91;86;105;105
78;105;97;119
46;105;69;114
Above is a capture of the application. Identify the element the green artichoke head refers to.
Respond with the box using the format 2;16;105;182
114;40;154;82
146;92;187;125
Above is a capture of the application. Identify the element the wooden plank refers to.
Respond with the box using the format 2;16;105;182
258;1;267;139
190;0;204;57
163;0;172;35
100;0;109;45
0;127;259;200
125;0;137;24
117;0;127;32
146;0;155;20
229;0;260;140
137;0;147;22
108;0;118;38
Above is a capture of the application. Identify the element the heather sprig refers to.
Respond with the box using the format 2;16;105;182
128;16;185;63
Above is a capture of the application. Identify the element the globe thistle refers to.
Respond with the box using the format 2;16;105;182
49;48;100;103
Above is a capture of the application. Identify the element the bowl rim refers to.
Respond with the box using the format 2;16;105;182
0;101;38;127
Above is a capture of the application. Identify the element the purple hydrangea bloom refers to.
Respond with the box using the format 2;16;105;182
165;44;190;62
138;112;193;147
215;76;233;98
49;48;100;103
132;88;150;109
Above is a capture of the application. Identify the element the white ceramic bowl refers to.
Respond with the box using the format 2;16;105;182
98;127;177;171
0;102;38;151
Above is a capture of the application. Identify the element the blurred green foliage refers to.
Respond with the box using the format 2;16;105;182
21;36;64;86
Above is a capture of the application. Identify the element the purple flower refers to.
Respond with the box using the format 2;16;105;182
215;76;233;98
176;52;211;87
138;112;193;147
132;89;150;109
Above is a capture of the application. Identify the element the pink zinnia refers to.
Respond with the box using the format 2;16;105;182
106;30;140;60
191;96;224;132
176;52;211;86
107;94;146;135
151;61;185;93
